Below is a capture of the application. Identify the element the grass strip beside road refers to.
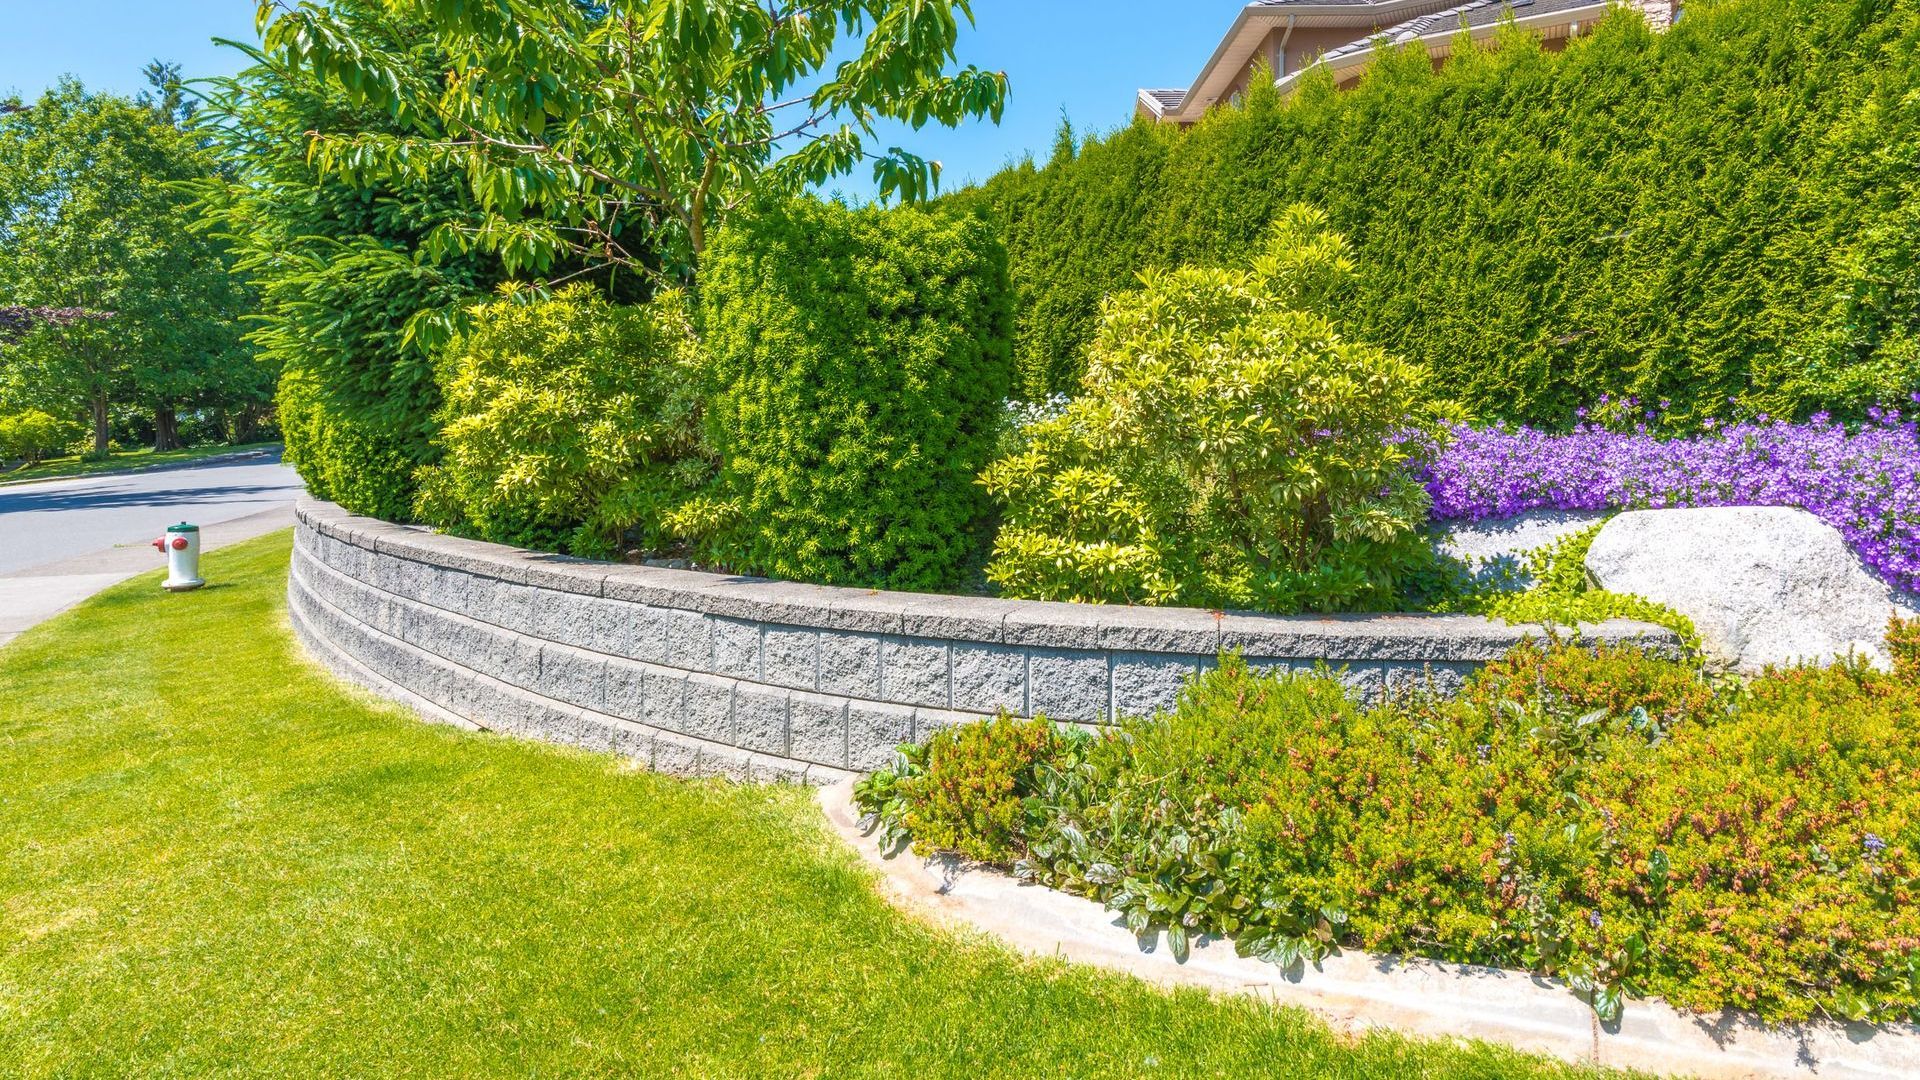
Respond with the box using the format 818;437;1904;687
0;532;1628;1078
0;441;281;485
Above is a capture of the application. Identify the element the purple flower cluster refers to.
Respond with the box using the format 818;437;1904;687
1421;409;1920;594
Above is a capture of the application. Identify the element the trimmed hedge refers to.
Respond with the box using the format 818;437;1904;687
949;0;1920;423
694;199;1015;591
858;631;1920;1024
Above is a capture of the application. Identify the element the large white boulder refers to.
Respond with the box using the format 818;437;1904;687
1585;507;1915;673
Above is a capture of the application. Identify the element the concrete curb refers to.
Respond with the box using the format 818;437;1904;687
0;445;281;488
817;781;1920;1079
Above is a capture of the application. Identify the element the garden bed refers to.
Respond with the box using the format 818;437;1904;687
821;780;1920;1080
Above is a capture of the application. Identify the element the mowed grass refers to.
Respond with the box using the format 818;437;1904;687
0;441;280;485
0;533;1626;1078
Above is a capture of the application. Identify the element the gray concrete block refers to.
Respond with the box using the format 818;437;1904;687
573;596;636;657
512;551;608;597
698;744;755;783
1385;661;1475;701
668;609;715;671
819;631;883;698
539;645;608;713
711;617;763;680
604;657;648;719
1028;647;1111;722
824;592;910;635
1098;607;1223;655
787;691;848;769
641;668;689;734
881;637;950;708
606;721;656;763
733;684;790;756
762;626;819;690
681;672;735;742
897;595;1015;642
1112;652;1199;720
847;700;915;772
651;731;701;776
424;566;470;615
951;643;1027;715
1004;601;1107;650
617;604;674;665
914;707;986;741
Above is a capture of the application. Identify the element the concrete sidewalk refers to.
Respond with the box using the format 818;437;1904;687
0;505;296;648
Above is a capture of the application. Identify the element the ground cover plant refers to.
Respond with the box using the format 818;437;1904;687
953;0;1920;422
0;534;1613;1079
1422;407;1920;593
859;634;1920;1025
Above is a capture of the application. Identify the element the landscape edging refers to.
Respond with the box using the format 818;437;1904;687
287;496;1678;783
816;782;1920;1080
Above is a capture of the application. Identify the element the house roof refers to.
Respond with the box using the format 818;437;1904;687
1140;0;1610;121
1285;0;1609;83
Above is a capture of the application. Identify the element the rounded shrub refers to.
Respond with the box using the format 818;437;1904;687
692;198;1015;591
979;207;1434;613
413;284;710;558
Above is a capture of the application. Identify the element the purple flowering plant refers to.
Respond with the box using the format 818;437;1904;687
1421;403;1920;594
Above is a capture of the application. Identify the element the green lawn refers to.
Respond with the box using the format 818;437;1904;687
0;441;280;485
0;533;1623;1078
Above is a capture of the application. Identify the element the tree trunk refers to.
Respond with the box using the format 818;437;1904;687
91;392;110;454
153;407;181;452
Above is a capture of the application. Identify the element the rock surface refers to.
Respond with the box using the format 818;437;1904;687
1433;509;1611;592
1586;507;1912;673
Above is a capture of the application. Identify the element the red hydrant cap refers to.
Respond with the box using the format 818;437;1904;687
152;537;166;552
170;537;188;551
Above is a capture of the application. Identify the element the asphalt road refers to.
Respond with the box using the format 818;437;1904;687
0;450;305;576
0;450;306;646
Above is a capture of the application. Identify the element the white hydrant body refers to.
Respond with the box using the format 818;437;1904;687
153;522;205;592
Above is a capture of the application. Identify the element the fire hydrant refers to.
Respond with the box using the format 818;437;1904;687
151;523;206;592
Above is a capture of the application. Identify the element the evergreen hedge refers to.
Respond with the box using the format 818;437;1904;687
950;0;1920;424
695;200;1015;591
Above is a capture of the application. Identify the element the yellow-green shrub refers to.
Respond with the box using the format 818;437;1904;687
413;284;710;558
979;207;1434;613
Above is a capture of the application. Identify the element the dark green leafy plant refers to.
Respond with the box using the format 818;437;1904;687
685;198;1014;590
413;284;712;558
194;8;504;520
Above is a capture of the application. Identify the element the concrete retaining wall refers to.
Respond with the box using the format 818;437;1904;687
288;497;1677;783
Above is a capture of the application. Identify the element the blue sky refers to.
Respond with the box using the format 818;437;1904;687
0;1;1237;194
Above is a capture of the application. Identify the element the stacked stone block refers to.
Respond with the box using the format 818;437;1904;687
289;498;1676;784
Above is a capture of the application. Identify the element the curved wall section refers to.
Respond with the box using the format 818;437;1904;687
288;497;1677;783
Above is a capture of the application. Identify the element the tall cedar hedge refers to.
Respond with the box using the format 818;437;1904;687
949;0;1920;424
698;200;1014;591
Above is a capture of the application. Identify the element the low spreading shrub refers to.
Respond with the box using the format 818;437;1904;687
857;715;1060;864
859;627;1920;1024
690;199;1015;591
0;409;68;465
979;207;1435;613
413;285;710;558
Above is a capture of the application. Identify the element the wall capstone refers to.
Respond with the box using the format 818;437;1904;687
287;497;1678;784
